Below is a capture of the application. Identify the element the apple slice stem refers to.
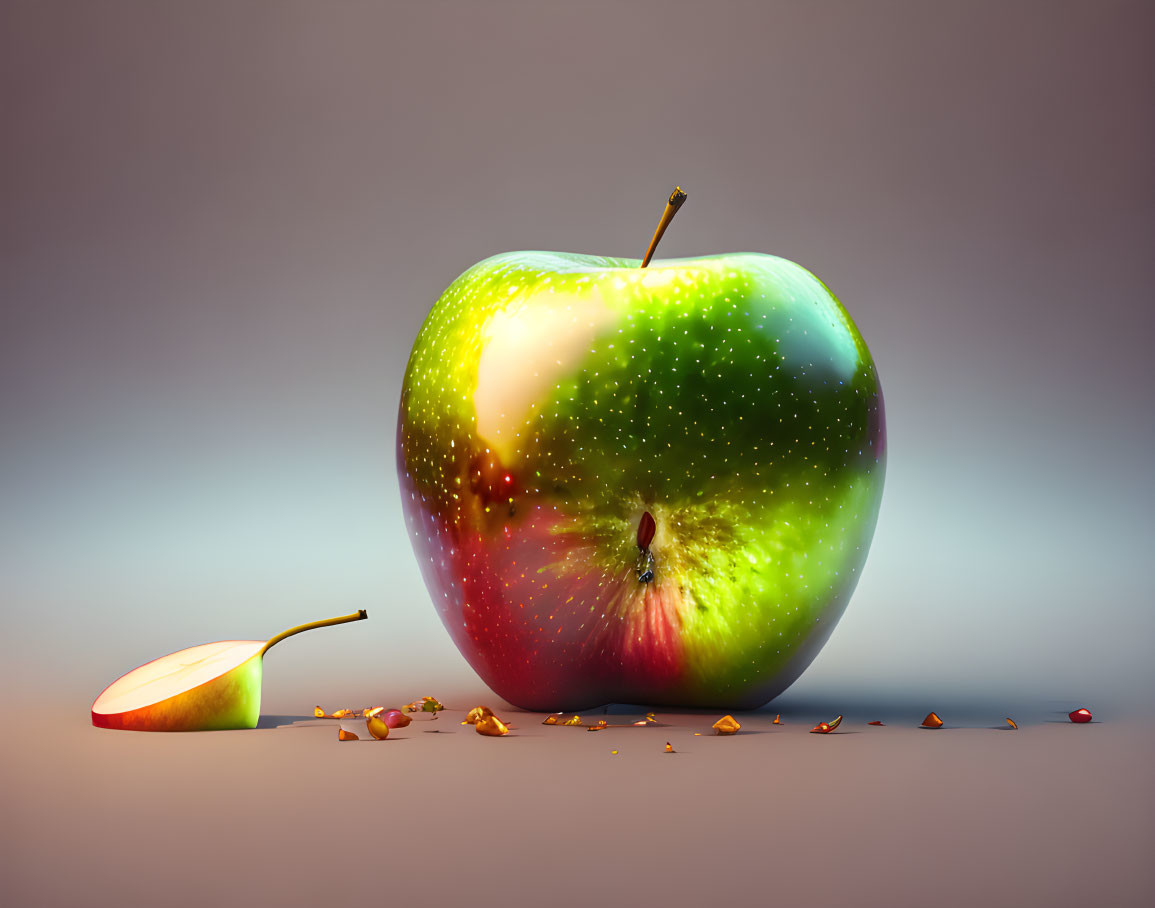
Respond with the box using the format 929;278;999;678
259;610;368;657
640;186;687;268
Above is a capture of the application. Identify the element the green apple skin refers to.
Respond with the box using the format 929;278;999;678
398;251;885;711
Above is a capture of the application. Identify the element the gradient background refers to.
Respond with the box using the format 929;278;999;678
3;3;1153;906
4;0;1152;710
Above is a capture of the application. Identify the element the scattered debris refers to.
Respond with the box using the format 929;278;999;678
338;728;359;741
544;712;662;730
383;709;412;728
921;712;944;729
867;720;884;726
713;715;741;735
809;715;843;734
403;696;444;714
462;706;495;725
1004;718;1018;730
664;742;675;753
475;714;510;736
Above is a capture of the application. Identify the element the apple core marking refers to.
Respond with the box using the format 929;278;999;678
636;548;656;584
636;510;657;583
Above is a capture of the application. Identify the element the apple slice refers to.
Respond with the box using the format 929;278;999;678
91;610;368;732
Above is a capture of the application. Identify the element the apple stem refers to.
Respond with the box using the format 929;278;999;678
259;609;368;657
640;187;687;268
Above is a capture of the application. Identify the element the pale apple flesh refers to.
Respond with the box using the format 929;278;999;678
91;642;265;731
398;252;885;711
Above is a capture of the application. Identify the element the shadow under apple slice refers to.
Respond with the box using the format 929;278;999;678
257;714;317;728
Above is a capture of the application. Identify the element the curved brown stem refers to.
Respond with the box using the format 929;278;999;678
259;609;368;657
640;187;687;267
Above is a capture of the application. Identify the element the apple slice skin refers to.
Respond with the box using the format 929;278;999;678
92;650;263;732
398;252;885;711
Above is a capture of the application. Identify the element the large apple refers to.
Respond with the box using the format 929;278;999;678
397;243;884;710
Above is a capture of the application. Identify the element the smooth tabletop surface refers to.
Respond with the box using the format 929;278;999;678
3;694;1151;908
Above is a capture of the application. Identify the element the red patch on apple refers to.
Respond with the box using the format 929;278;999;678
428;505;687;710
